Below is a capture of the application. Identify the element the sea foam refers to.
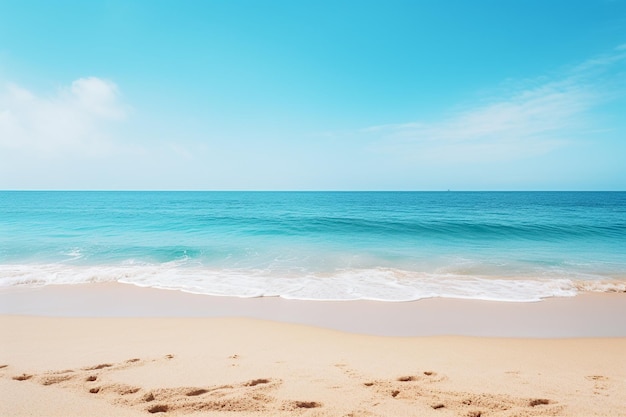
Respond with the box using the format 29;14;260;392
2;263;624;302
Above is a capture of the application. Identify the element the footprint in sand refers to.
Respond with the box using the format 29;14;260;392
38;373;75;386
361;373;562;417
82;363;114;371
8;355;294;415
138;378;284;414
528;399;551;407
280;400;322;411
586;375;610;395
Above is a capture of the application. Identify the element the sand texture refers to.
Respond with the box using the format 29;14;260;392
2;315;626;417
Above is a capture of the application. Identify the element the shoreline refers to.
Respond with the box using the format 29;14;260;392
1;282;625;337
2;283;626;416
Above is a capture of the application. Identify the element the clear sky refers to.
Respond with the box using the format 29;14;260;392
1;0;625;190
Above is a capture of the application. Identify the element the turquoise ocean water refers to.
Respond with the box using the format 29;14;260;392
0;191;624;302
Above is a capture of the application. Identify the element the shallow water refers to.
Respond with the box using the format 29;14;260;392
1;191;625;301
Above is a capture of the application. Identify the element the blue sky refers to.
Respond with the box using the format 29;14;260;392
0;0;625;190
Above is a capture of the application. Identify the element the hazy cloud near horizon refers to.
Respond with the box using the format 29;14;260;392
358;48;626;165
0;77;128;156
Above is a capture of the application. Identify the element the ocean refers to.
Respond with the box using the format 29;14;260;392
0;191;624;302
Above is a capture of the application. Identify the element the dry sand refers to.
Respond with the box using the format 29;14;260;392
1;285;626;416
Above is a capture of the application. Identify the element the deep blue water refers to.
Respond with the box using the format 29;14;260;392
0;191;624;301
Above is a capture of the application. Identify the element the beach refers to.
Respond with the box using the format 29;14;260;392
3;0;626;412
2;285;626;416
2;191;626;415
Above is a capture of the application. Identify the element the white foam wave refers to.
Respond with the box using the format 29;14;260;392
0;264;623;302
574;280;626;293
62;248;84;260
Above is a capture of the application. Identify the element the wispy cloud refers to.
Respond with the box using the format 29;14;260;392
361;48;626;164
0;77;129;156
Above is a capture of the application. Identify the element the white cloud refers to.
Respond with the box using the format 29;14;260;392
69;77;126;120
361;48;625;164
0;77;128;156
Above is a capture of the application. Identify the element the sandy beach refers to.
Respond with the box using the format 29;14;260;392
1;285;625;416
3;0;626;412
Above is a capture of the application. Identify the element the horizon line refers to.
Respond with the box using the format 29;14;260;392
1;189;624;193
